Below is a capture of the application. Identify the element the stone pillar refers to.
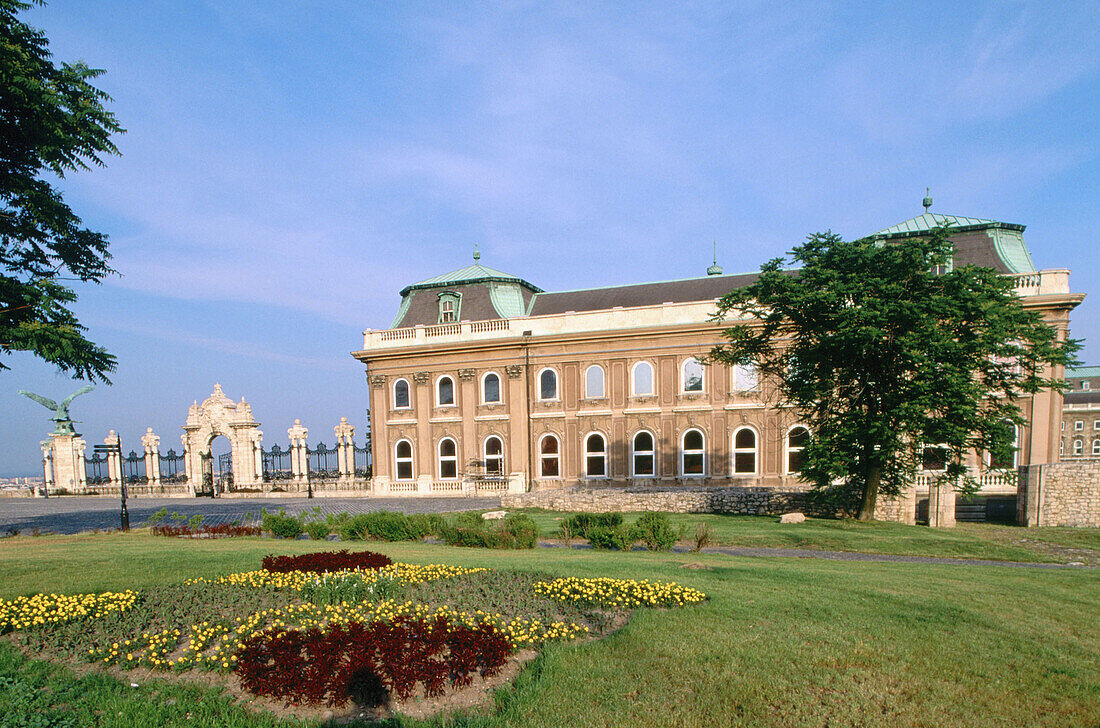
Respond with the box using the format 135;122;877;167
104;430;123;489
288;419;309;485
181;433;193;490
40;441;53;495
928;480;957;528
253;431;264;490
74;438;87;491
142;428;161;486
47;433;83;494
334;417;355;479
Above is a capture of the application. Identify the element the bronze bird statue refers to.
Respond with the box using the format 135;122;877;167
19;385;94;435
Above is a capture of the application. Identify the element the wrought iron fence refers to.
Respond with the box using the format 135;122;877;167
262;444;293;481
122;450;148;484
86;452;109;485
159;448;186;483
307;441;340;478
354;444;371;478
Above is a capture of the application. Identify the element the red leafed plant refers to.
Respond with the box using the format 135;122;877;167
234;616;513;706
152;522;261;537
261;549;392;574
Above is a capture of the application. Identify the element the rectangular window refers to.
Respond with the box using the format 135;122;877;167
1076;421;1084;431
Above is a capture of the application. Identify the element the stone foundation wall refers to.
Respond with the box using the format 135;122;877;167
502;485;846;517
1020;460;1100;527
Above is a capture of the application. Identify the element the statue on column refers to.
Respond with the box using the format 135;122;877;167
18;385;94;435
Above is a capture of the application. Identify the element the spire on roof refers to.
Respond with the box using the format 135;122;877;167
923;187;933;213
473;243;480;262
707;240;723;276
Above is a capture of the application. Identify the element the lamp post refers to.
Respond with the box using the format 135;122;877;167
94;439;128;531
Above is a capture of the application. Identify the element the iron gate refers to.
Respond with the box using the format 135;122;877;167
262;444;293;481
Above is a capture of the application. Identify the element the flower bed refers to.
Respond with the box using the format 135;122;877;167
235;616;513;705
152;522;261;537
534;577;708;608
0;591;137;633
4;551;706;716
261;549;392;574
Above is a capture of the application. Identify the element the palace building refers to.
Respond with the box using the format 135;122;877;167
352;209;1084;512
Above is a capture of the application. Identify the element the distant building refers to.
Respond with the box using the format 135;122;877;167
1062;366;1100;460
352;209;1084;499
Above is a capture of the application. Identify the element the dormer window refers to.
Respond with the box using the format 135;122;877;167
437;292;460;323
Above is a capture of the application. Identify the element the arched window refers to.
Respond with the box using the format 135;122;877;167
539;368;558;400
786;426;810;474
1093;439;1100;457
681;358;704;393
482;372;501;403
393;379;410;409
539;434;560;478
989;421;1018;470
438;292;460;323
1073;439;1083;456
584;365;605;398
394;439;413;480
632;431;655;477
484;436;504;475
732;364;758;391
732;427;757;474
584;433;607;478
632;361;655;396
438;437;458;479
437;376;455;406
1060;440;1064;457
681;429;705;476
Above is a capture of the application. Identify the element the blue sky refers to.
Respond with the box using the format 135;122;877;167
2;0;1098;476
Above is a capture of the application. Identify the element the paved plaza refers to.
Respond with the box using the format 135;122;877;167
0;496;502;535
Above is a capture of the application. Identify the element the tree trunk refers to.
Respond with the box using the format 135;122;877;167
857;465;881;521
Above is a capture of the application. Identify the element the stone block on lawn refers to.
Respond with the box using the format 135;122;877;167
482;510;508;520
779;512;806;524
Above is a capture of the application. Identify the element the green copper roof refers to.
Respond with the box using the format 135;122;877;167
871;212;1024;237
400;262;543;296
488;281;528;318
1067;366;1100;378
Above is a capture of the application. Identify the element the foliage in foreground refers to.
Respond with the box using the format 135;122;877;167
1;0;125;379
710;227;1080;519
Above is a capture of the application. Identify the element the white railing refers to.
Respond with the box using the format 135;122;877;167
471;319;509;333
913;470;1015;491
430;480;465;493
379;328;416;342
389;480;417;493
1011;269;1069;297
425;323;461;337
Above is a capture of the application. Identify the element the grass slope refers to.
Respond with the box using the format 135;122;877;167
519;509;1100;563
0;534;1097;727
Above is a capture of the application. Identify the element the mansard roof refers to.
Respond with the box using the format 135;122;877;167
527;271;761;317
399;262;543;297
864;212;1036;274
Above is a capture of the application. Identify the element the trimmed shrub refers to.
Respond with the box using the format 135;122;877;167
304;521;331;541
234;616;513;705
440;513;539;550
338;511;436;542
630;512;679;551
261;549;392;574
586;525;635;551
561;512;623;539
502;514;538;549
262;510;303;539
406;512;445;538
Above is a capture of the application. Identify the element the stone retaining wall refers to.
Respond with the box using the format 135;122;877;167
1019;460;1100;527
502;485;844;517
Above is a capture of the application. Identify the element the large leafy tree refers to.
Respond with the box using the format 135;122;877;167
709;227;1079;521
1;0;122;382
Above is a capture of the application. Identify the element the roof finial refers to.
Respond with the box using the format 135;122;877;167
922;187;933;214
473;243;480;262
707;240;724;276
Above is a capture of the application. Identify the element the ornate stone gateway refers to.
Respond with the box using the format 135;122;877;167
181;384;261;495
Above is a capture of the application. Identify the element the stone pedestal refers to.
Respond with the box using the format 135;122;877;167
44;433;88;494
288;419;309;483
334;417;356;480
928;481;957;528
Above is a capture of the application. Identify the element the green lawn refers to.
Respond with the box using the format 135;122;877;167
516;509;1100;563
1;533;1098;727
